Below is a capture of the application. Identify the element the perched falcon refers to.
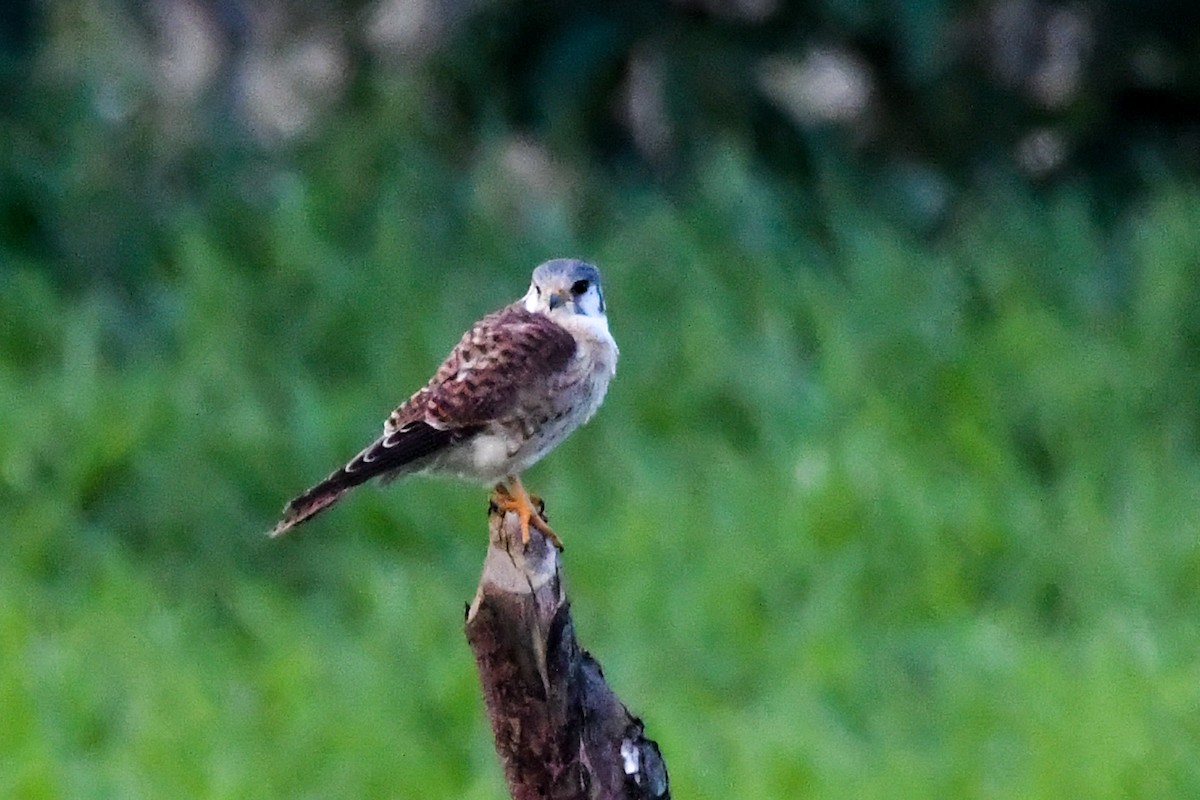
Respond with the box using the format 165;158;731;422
270;258;618;548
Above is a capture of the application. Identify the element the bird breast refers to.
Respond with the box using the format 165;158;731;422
468;313;617;483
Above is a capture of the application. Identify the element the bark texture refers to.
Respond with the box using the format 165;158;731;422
465;507;670;800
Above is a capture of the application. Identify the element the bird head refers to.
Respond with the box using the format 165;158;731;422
524;259;607;319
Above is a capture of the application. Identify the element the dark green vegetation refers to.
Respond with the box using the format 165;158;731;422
4;2;1200;797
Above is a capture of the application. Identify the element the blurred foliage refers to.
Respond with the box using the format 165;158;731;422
4;0;1200;298
3;0;1200;797
440;0;1200;179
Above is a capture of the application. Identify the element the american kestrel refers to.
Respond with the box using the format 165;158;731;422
270;258;618;548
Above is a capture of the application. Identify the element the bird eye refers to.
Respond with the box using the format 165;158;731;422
571;279;590;295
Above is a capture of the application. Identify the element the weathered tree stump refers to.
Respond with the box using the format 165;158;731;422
465;506;670;800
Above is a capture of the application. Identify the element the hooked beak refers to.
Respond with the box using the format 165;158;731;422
547;289;569;311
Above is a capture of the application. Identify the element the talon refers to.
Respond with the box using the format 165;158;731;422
490;477;564;550
530;511;564;551
489;483;512;515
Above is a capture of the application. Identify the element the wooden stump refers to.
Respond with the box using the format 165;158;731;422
465;507;670;800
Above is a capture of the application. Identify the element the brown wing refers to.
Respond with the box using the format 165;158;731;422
270;304;576;537
385;303;578;433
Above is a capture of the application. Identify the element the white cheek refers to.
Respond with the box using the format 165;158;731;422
523;290;539;312
576;312;614;346
581;289;602;316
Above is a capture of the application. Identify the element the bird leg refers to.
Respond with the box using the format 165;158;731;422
490;476;563;551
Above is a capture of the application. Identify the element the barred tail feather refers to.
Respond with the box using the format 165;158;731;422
270;479;354;537
269;441;398;537
269;421;466;537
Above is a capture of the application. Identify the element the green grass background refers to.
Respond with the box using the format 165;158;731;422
4;127;1200;797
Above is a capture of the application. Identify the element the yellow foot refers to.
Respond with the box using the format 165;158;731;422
490;478;563;551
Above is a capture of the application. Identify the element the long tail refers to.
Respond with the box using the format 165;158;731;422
269;459;377;537
269;421;464;537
